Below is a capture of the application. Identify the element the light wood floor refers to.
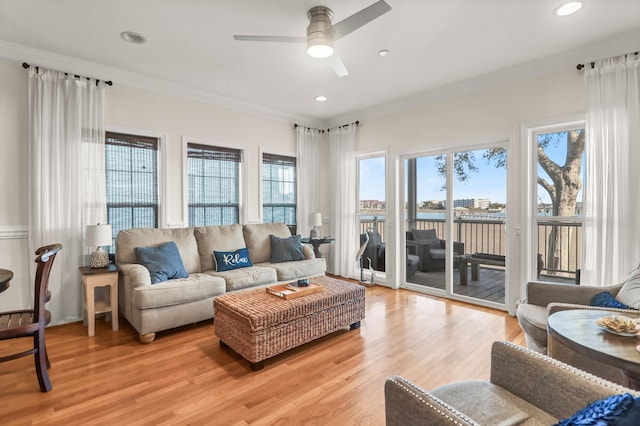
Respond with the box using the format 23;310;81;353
0;284;525;425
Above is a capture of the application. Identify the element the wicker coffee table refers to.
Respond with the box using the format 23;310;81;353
213;275;366;370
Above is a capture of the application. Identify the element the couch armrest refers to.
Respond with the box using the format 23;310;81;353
384;376;479;426
547;302;638;317
490;341;636;420
117;263;152;288
302;245;315;260
525;281;623;307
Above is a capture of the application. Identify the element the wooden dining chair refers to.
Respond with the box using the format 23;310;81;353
0;243;62;392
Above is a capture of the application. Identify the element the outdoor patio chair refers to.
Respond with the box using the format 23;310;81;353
359;229;385;271
407;229;464;272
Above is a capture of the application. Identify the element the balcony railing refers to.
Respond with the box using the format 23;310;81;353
359;215;581;279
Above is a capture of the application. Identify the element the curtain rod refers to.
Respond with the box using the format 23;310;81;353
327;120;359;132
294;120;360;133
576;51;638;70
22;62;113;86
293;124;325;133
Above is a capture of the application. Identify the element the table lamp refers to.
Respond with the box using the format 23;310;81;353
309;212;322;239
86;224;112;268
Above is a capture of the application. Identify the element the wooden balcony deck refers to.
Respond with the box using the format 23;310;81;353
407;267;575;304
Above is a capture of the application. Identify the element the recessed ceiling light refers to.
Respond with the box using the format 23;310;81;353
554;2;583;16
378;49;390;56
315;95;328;102
120;31;146;44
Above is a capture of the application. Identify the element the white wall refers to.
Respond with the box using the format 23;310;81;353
0;57;308;314
356;68;585;312
0;54;586;316
104;84;297;227
0;58;30;310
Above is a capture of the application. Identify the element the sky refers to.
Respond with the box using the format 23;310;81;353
359;130;584;206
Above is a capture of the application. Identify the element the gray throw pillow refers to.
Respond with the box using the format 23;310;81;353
135;241;188;284
270;234;305;263
615;265;640;308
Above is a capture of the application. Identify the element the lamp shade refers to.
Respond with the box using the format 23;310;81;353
86;224;112;247
308;213;322;227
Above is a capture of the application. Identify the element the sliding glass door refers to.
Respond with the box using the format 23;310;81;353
405;155;449;291
451;148;507;304
404;144;508;308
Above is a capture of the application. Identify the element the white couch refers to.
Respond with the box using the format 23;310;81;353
116;222;326;343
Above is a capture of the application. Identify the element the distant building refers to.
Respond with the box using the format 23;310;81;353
419;200;443;209
453;198;490;209
360;199;385;210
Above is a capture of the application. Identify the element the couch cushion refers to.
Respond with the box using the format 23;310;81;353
516;303;548;353
258;258;326;281
615;265;640;308
116;227;201;274
270;234;305;263
432;380;557;425
204;265;277;292
214;247;252;272
131;273;226;310
194;224;246;272
135;241;189;284
412;229;436;240
429;248;446;260
243;223;292;264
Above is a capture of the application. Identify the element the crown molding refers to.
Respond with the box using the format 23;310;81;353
0;40;326;129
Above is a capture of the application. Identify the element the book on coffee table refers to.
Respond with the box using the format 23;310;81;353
266;282;322;299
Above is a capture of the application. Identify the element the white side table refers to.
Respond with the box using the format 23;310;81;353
79;264;119;337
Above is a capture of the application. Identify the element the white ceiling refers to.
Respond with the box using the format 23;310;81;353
1;0;639;127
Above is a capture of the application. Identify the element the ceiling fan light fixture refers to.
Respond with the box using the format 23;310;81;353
306;6;335;59
307;38;334;58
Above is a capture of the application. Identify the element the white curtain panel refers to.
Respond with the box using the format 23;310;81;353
329;123;358;277
28;67;106;324
583;53;640;286
295;125;323;237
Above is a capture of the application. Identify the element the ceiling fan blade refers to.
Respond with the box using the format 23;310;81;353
332;0;392;40
328;54;349;77
233;35;306;43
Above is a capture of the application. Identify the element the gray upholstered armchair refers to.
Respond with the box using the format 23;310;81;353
385;340;638;426
516;281;629;354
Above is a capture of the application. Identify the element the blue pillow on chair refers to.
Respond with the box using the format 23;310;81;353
135;241;189;284
590;291;632;310
213;248;252;272
555;393;640;426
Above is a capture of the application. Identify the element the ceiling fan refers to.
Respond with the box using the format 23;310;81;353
233;0;392;77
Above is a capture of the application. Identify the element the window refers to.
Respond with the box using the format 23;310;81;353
187;143;241;226
534;126;585;282
262;154;296;225
105;132;159;253
357;156;386;272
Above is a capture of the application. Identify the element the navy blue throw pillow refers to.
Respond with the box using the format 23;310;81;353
590;291;632;310
135;241;189;284
555;394;640;426
270;234;305;263
213;247;252;272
